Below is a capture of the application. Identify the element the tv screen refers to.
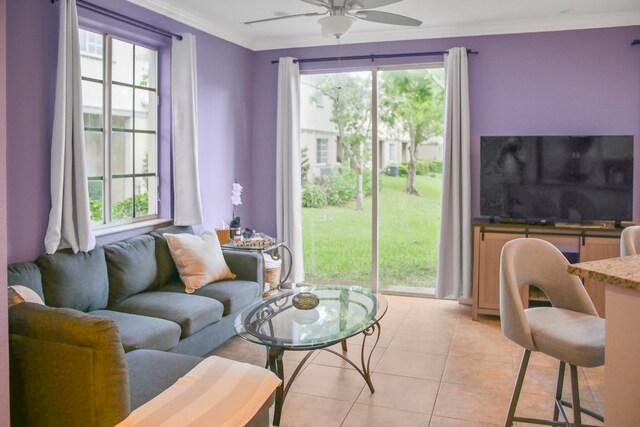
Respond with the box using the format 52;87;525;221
480;136;634;222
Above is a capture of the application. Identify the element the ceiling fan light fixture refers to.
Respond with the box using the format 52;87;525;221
318;15;356;38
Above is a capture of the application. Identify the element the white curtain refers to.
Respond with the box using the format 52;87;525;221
436;47;471;300
172;34;203;226
44;0;95;254
276;58;305;284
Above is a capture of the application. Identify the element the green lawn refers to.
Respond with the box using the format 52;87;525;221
302;174;442;288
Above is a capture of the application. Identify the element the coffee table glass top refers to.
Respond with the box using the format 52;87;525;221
234;286;387;349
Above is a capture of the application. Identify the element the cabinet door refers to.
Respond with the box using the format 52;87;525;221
477;232;522;311
580;237;620;317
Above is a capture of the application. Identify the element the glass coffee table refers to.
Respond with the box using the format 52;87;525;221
234;286;388;426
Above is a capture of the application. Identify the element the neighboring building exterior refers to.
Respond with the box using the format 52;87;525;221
300;74;443;182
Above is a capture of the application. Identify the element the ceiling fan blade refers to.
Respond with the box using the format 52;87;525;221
346;0;403;10
299;0;332;7
244;12;327;25
355;10;422;26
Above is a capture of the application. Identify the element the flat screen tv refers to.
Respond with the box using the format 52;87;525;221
480;136;634;222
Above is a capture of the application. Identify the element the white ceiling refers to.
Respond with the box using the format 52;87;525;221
127;0;640;51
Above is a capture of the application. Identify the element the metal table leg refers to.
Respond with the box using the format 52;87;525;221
267;347;285;426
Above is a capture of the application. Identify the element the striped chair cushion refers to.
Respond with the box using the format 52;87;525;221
117;356;281;427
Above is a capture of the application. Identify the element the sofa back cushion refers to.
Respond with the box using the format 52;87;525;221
9;303;130;427
104;235;159;305
35;246;109;312
149;226;194;286
8;262;45;301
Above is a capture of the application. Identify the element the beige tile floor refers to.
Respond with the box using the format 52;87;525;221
211;295;604;427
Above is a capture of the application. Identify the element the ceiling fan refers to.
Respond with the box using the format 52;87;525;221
243;0;422;39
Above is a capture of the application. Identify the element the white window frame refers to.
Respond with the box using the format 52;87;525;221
81;30;159;230
388;142;396;162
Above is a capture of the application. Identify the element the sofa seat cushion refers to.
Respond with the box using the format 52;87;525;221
161;280;261;316
109;292;223;337
126;349;203;410
90;310;181;352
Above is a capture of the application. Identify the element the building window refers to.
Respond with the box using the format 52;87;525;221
80;30;104;58
388;142;396;162
80;29;158;227
317;138;328;164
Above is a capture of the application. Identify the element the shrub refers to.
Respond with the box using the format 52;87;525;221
398;163;408;177
411;160;443;176
323;170;357;205
302;184;328;208
303;169;375;208
428;160;443;173
416;161;429;176
90;194;150;221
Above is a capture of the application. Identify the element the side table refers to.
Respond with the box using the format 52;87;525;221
222;241;293;295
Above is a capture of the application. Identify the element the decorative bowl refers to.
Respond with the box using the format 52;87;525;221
292;292;320;310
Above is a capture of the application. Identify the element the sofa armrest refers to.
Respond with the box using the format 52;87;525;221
223;250;264;284
9;303;130;427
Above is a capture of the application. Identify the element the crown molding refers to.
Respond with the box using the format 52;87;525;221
251;11;640;51
125;0;254;49
126;1;640;52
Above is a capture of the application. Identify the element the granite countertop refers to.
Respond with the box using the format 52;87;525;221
568;255;640;292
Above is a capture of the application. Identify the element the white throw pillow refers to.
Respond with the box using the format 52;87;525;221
164;232;236;293
8;285;45;307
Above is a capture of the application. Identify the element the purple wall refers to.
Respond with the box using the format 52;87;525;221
0;0;9;423
251;26;640;235
6;0;255;263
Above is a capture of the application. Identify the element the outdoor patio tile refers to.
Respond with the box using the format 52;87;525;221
389;329;453;355
374;348;446;381
342;404;430;427
279;393;352;427
290;363;367;402
356;372;439;414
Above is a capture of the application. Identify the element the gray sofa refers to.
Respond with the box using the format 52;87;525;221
7;225;271;426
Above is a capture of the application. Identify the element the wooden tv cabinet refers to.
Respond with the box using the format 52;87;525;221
471;222;622;320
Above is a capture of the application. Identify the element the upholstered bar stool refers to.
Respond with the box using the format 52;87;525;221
500;238;605;427
621;225;640;256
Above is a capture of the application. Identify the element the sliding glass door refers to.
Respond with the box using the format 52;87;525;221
299;65;445;294
300;72;372;287
376;65;445;294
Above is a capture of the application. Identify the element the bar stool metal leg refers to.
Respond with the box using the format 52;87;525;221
553;361;566;422
570;365;582;427
505;349;531;427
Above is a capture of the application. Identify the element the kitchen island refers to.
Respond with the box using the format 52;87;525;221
568;255;640;427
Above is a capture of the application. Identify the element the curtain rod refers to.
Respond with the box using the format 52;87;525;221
51;0;182;41
270;49;479;65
